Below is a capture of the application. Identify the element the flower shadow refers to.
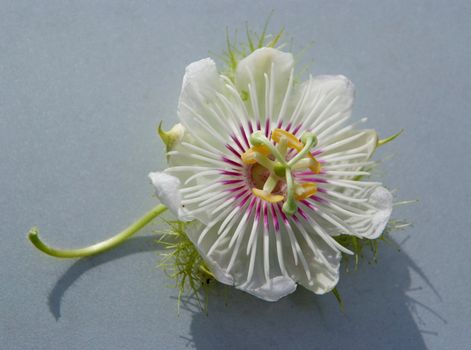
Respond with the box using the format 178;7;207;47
47;235;160;320
186;244;444;350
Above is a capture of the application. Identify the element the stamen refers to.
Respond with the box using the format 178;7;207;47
295;183;318;200
291;158;317;171
308;157;322;174
241;145;270;164
271;128;303;151
277;135;288;157
252;188;284;203
242;128;322;215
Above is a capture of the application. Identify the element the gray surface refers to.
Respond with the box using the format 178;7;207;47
1;1;470;349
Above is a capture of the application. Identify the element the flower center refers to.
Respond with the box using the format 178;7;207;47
249;163;286;194
241;128;321;215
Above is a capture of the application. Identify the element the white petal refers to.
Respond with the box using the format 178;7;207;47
239;276;296;302
318;129;378;179
361;186;393;239
184;205;298;302
284;219;341;294
148;172;192;221
312;186;393;240
295;75;355;137
160;123;229;224
235;47;294;124
184;221;234;285
320;129;377;159
177;57;238;149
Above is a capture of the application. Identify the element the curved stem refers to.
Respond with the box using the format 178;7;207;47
28;204;167;259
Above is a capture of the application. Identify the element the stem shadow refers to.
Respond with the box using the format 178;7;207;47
48;235;160;320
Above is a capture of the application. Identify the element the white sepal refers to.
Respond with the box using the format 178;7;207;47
148;172;193;222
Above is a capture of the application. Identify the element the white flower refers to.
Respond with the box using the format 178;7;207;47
149;48;393;301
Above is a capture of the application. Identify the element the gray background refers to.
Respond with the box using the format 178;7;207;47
1;1;470;349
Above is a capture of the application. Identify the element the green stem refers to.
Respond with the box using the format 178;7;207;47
28;204;167;259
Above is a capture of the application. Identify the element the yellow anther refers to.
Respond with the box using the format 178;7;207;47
308;155;321;174
241;145;271;164
252;188;284;203
271;129;304;152
294;183;318;200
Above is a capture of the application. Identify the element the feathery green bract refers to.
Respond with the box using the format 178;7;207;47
334;219;411;270
156;221;213;313
219;15;285;81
